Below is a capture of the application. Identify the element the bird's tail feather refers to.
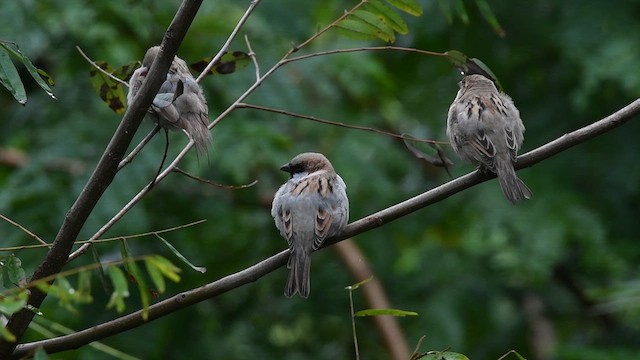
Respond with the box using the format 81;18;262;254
496;161;532;204
285;251;311;298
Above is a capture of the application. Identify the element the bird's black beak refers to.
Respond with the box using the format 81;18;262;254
279;163;292;173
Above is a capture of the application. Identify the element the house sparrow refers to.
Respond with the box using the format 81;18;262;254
127;46;212;156
447;74;532;204
271;152;349;298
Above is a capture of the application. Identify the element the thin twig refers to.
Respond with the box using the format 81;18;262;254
0;214;49;247
76;46;129;87
118;125;161;171
284;46;445;65
195;0;262;83
14;97;640;357
173;167;258;189
0;219;207;252
236;102;444;144
291;0;370;53
348;288;360;360
244;35;260;81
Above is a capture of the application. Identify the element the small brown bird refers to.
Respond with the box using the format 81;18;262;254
271;153;349;298
447;74;532;204
127;46;212;157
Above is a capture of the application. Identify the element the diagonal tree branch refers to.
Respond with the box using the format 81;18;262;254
13;97;640;358
0;0;204;356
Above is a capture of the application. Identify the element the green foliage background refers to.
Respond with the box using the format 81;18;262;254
1;0;639;359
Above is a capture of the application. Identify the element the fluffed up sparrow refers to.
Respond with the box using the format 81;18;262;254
127;46;212;157
447;74;532;204
271;152;349;298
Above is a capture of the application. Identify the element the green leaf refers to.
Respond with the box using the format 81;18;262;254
0;290;28;315
76;270;93;303
475;0;505;37
114;61;139;82
124;256;150;319
345;275;373;290
444;50;469;69
107;265;128;313
0;42;56;99
367;0;409;34
190;51;251;77
0;326;16;342
155;234;206;274
421;351;470;360
453;0;469;23
6;254;26;286
336;19;379;41
0;46;27;105
352;10;396;42
148;255;181;283
145;258;166;294
385;0;423;16
354;308;418;317
89;60;127;114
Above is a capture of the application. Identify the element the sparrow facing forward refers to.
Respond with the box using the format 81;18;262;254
447;74;532;204
271;152;349;298
127;46;212;156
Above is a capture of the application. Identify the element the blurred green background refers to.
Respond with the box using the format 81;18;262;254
1;0;639;359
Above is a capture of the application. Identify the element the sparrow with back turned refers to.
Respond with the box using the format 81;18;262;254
127;46;212;157
271;153;349;298
447;74;532;204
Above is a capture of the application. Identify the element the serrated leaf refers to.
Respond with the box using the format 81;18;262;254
107;265;128;313
345;275;373;290
353;10;396;42
354;308;418;317
0;43;56;99
454;0;469;23
367;0;409;34
385;0;423;16
190;51;250;77
0;290;28;315
0;46;27;105
155;234;206;274
89;60;127;114
336;19;379;41
6;254;26;286
475;0;505;37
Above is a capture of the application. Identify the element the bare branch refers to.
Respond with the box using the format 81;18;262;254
76;46;129;87
0;214;49;247
118;125;161;171
0;0;205;355
284;46;445;65
173;167;258;189
236;103;444;144
13;97;640;357
195;0;262;83
244;35;260;81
